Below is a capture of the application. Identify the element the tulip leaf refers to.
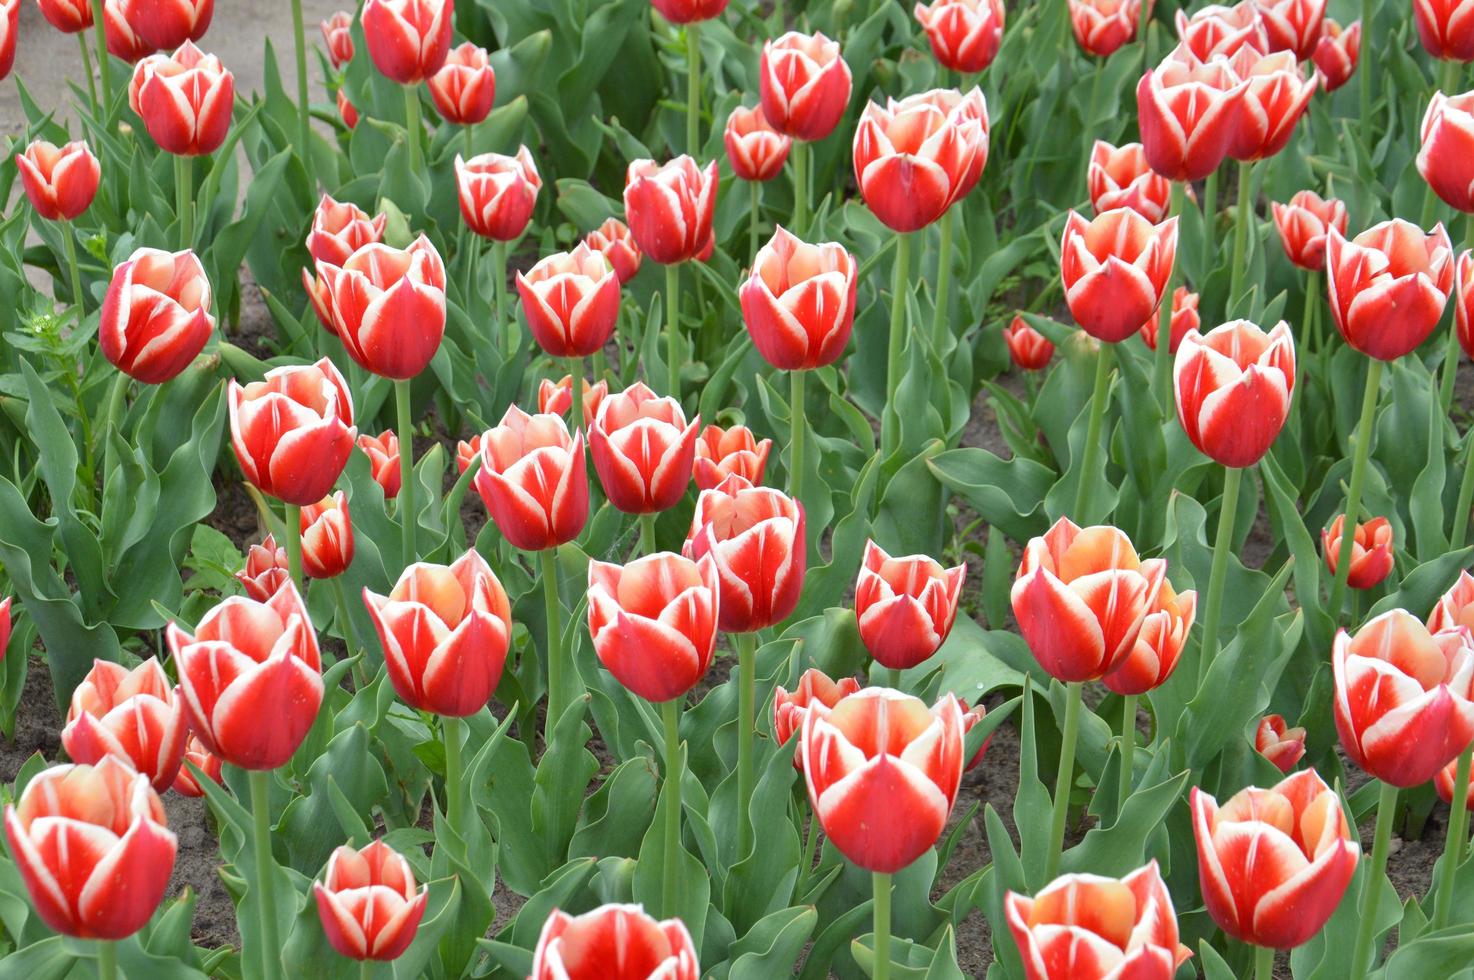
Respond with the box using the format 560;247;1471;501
724;905;817;980
927;447;1055;543
632;738;711;949
0;935;74;980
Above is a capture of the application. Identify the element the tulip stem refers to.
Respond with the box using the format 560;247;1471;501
736;630;757;859
395;378;416;564
403;85;422;172
493;240;510;357
283;503;303;590
443;715;463;839
1071;341;1113;522
1196;464;1243;686
931;207;954;355
792;141;809;237
1302;270;1321;354
290;0;313;188
1254;945;1274;980
1045;680;1083;882
665;263;681;399
568;357;585;431
1358;0;1373;134
873;871;893;980
97;941;115;980
749;179;761;261
887;667;902;690
541;547;565;740
1434;743;1473;929
639;512;657;555
175;154;194;251
1118;693;1136;809
248;769;282;980
88;0;109;117
62;220;85;313
360;960;372;980
789;368;806;514
76;33;97;116
1348;781;1397;980
100;370;129;487
793;805;817;900
331;576;370;689
1153;182;1186;403
1453;429;1474;548
685;23;701;156
661;696;682;918
1328;359;1384;621
1201;168;1219;270
881;232;912;459
1228;160;1254;312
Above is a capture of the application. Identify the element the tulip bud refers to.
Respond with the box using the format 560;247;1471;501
1006;861;1191;980
650;0;728;24
365;551;512;717
623;156;718;265
301;491;354;579
773;669;861;769
739;226;857;369
236;534;289;601
1060;208;1178;343
853;88;990;233
170;733;223;796
1088;140;1172;222
1175;1;1269;60
1416;0;1474;61
1256;0;1326;59
1191;770;1358;949
229;358;356;506
693;424;771;490
1335;610;1474;787
105;2;156;64
913;0;1005;73
1326;220;1453;361
1321;514;1393;591
530;904;700;980
589;382;700;514
428;42;495;126
1003;316;1054;370
4;757;177;939
1138;286;1200;353
1174;320;1296;467
321;11;355;67
126;0;213;51
358;430;403;498
101;247;215;384
584;218;642;284
538;375;609;429
1270;190;1348;271
801;688;965;872
15;140;100;221
759;31;853;142
167;579;323;770
361;0;452;84
314;840;430;961
1227;48;1316;161
1430;570;1474;634
474;406;589;551
1136;50;1247;181
724;105;792;182
302;195;387;329
128;41;234;156
588;553;719;703
684;476;804;633
1437;755;1474;811
1419;90;1474;213
516;244;622;358
1012;518;1166;682
0;0;17;80
959;698;991;771
456;434;481;475
1102;581;1198;695
455;148;541;242
1313;18;1359;92
61;658;187;792
38;0;92;32
316;236;448;379
337;89;360;129
1068;0;1146;58
854;541;965;671
1255;714;1306;773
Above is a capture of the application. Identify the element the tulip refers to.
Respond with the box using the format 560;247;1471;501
953;698;990;771
0;0;16;81
4;757;177;939
1087;140;1172;222
228;357;356;506
358;431;403;498
456;434;480;475
301;492;354;579
361;0;452;84
1419;90;1474;213
1068;0;1147;58
801;687;965;873
1254;0;1325;59
1437;756;1474;810
1136;50;1247;182
587;553;718;703
314;841;429;962
337;89;359;129
584;218;641;284
314;236;447;379
1101;582;1198;696
516;244;621;359
455;148;541;241
693;424;771;490
1004;316;1055;371
1255;714;1306;773
38;0;91;32
913;0;1005;73
739;226;857;370
773;668;861;769
427;42;494;126
170;733;222;797
589;382;700;515
1190;769;1358;949
1430;570;1474;634
538;376;609;429
1137;286;1200;353
854;541;965;673
61;658;186;792
1416;0;1474;61
724;104;791;182
474;405;588;552
1060;207;1178;344
683;476;804;633
1228;48;1316;161
321;11;354;67
128;41;234;156
126;0;213;51
650;0;726;23
301;195;387;329
1173;320;1296;468
105;1;155;63
237;535;290;601
530;904;700;980
1271;190;1348;271
1175;1;1269;60
15;140;100;221
1325;220;1453;361
852;88;990;233
622;156;718;266
1313;18;1359;92
100;247;214;384
759;31;852;142
1005;861;1191;980
1321;514;1393;590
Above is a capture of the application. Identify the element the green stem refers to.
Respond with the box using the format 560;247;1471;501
666;263;681;399
291;0;312;187
77;32;97;116
685;23;701;156
736;630;757;859
873;871;893;980
175;154;194;250
459;129;475;302
1045;681;1083;881
789;368;806;512
1072;341;1114;521
1358;0;1373;135
541;547;565;740
793;805;817;900
1347;781;1397;980
749;179;761;260
881;232;912;458
1119;693;1137;807
97;941;116;980
1228;160;1254;311
1328;360;1384;620
1255;944;1274;980
1196;465;1244;685
331;575;369;689
403;84;422;171
395;378;415;564
248;769;282;980
639;512;657;555
1453;430;1474;547
443;715;463;838
1153;182;1186;403
1302;270;1321;354
494;240;509;357
661;696;682;918
1434;743;1473;928
283;503;303;590
62;221;84;312
887;667;902;690
792;140;809;237
89;0;109;115
360;959;372;980
569;357;585;430
1201;168;1219;271
931;207;954;354
100;370;129;486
